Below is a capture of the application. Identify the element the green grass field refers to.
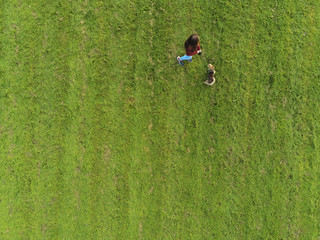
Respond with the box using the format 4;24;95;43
1;0;320;239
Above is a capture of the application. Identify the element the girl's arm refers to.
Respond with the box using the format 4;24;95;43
197;44;201;54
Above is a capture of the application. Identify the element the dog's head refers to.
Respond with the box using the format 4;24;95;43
208;64;215;75
208;63;215;70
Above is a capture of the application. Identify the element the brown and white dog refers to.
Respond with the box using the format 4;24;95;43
204;64;216;86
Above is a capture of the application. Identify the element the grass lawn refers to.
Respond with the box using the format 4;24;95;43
1;0;320;239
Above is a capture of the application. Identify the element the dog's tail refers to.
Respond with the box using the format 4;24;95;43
204;77;215;86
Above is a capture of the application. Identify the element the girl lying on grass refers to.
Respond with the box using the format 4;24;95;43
177;34;202;65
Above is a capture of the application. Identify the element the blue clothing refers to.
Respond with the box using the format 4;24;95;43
179;55;192;61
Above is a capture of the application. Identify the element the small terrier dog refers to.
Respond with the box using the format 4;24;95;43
204;64;216;86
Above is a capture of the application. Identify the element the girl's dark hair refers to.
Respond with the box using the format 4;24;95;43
185;34;199;52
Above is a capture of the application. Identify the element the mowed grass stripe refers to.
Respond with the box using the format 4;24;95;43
56;2;91;238
84;1;135;238
127;1;184;238
262;1;320;238
84;3;116;239
198;1;257;238
2;2;40;238
127;1;161;239
288;2;320;237
150;1;205;239
0;1;73;238
170;1;220;239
